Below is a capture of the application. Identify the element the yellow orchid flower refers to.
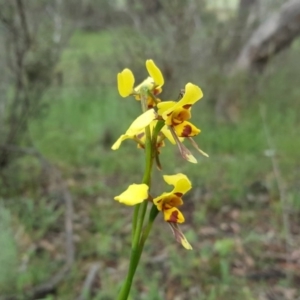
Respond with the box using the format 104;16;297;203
157;83;208;160
157;83;203;137
117;60;164;108
114;183;149;206
153;173;193;249
153;174;191;223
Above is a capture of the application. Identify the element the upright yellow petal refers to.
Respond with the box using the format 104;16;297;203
114;184;149;206
146;60;164;86
177;83;203;107
162;83;203;117
126;109;157;136
163;174;192;195
117;68;135;97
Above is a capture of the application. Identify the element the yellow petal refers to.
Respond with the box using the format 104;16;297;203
163;173;192;195
166;195;184;208
114;184;149;206
153;192;171;210
172;108;191;124
161;126;185;145
146;60;164;86
180;235;193;250
111;134;133;150
126;109;157;136
162;83;203;117
188;137;209;157
185;152;198;164
168;222;193;250
157;101;176;117
171;131;198;163
178;83;203;107
174;121;201;137
161;126;176;144
117;69;135;97
164;207;185;223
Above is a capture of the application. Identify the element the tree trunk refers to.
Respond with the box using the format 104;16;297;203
232;0;300;73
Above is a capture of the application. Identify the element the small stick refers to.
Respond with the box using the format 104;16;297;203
77;263;101;300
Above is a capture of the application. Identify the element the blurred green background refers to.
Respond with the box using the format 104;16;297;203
1;0;300;299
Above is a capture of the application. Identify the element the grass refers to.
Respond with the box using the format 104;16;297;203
1;28;300;299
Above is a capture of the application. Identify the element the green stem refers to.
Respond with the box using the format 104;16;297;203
135;204;159;267
117;203;147;300
117;123;154;300
131;205;140;245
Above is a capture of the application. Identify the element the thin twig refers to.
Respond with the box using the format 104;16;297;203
77;263;101;300
53;167;75;266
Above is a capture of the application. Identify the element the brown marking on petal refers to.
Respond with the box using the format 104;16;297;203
153;88;159;95
181;124;192;137
183;104;191;109
171;223;186;244
167;112;172;117
136;132;145;139
163;202;172;210
174;192;183;197
172;119;181;126
169;210;179;223
156;141;163;148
